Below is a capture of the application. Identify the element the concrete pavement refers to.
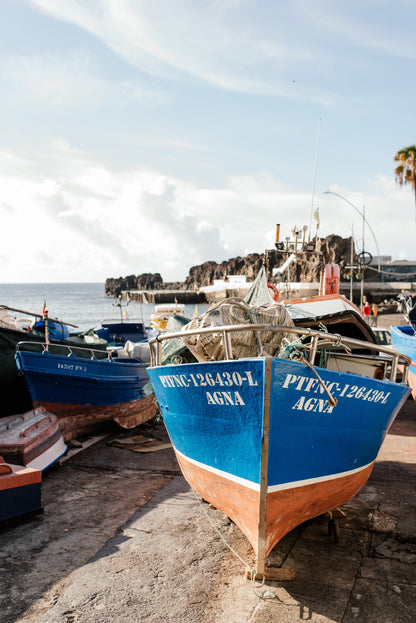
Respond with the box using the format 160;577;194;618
1;381;415;623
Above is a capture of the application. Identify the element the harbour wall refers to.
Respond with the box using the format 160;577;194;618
119;281;416;306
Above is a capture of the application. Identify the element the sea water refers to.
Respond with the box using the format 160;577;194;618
0;283;205;331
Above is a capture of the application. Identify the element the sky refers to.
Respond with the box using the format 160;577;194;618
1;0;416;283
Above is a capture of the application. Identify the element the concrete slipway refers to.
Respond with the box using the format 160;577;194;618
1;321;416;623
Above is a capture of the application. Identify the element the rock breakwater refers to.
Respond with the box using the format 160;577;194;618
105;234;354;297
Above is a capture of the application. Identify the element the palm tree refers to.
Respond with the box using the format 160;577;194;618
394;145;416;219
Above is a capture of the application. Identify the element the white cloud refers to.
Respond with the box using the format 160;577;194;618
1;142;415;283
301;0;416;60
24;0;335;102
0;51;165;108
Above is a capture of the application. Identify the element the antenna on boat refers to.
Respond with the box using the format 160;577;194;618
309;118;321;242
113;295;130;322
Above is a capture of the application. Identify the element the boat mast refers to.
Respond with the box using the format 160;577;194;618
309;118;321;242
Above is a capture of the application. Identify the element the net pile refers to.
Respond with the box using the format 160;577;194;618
182;299;295;362
161;314;197;365
243;265;273;307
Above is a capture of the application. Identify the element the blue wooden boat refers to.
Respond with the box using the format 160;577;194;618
0;458;42;522
15;343;158;441
390;324;416;398
390;325;416;357
95;320;148;346
147;302;411;579
0;305;107;418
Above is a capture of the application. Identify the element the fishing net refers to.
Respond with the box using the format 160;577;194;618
0;309;16;329
182;299;295;362
243;265;274;307
161;314;198;365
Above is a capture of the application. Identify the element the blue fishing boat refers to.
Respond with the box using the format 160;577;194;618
390;324;416;357
147;299;411;579
390;324;416;397
15;343;158;441
0;305;107;418
389;293;416;398
95;319;148;346
95;295;152;345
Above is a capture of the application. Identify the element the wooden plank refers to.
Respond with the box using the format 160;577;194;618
245;567;295;581
61;433;108;462
256;357;272;576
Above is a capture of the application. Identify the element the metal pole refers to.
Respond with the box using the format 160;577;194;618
350;227;353;303
360;205;365;310
309;118;321;242
323;190;381;274
44;308;49;347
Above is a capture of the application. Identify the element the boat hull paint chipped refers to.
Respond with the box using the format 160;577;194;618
15;349;157;441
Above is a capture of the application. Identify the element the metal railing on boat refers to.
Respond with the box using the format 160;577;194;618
0;305;78;328
15;341;113;360
148;324;411;384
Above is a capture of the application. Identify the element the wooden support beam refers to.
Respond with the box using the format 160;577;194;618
255;357;272;577
245;567;295;581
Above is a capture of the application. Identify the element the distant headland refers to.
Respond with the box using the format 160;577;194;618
105;232;416;308
105;234;356;298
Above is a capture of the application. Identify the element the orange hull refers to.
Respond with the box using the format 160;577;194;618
177;451;374;557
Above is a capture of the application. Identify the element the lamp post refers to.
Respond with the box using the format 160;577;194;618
324;190;381;309
349;224;354;303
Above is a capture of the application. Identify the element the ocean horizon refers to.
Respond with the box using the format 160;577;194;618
0;282;203;331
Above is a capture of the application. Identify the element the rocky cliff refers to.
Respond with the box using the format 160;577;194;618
105;234;356;297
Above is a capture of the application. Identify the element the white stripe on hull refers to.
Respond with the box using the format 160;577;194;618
27;436;67;471
175;447;372;493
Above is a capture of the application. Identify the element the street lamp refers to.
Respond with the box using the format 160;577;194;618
324;190;381;309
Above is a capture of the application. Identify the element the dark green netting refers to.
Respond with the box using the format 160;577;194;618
243;265;273;306
160;314;197;365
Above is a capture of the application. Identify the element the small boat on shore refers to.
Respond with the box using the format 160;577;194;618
0;407;66;471
95;319;149;346
0;305;107;418
0;458;42;522
390;294;416;398
199;275;251;303
150;303;186;332
390;324;416;398
147;251;411;579
15;342;158;441
95;295;153;345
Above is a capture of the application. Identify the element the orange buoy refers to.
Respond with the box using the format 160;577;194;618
324;264;340;295
267;283;279;301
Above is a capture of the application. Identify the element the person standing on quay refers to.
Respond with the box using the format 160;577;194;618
371;303;379;326
363;301;371;322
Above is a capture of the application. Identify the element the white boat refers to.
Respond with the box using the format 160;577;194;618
200;275;251;303
150;303;186;332
0;407;66;471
